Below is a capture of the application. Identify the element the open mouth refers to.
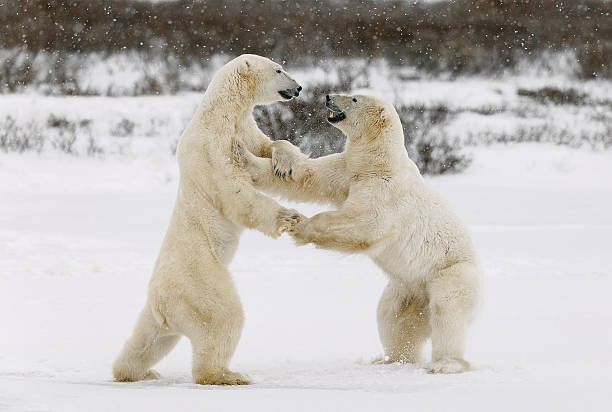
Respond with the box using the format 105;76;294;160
279;90;296;100
326;100;346;123
327;109;346;123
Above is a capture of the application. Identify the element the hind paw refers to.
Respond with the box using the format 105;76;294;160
143;369;161;380
194;369;251;386
424;359;470;374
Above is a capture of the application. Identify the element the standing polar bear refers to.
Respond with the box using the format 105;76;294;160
235;94;481;373
113;54;306;385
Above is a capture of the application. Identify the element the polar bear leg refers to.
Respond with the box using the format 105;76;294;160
170;267;250;385
185;304;249;385
426;262;479;374
376;282;431;364
232;140;349;207
113;306;181;382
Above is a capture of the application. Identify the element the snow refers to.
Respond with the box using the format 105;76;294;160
1;144;611;411
3;74;611;162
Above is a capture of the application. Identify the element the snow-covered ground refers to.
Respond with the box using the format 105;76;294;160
1;143;611;411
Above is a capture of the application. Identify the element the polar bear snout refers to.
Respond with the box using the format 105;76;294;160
278;85;302;100
325;95;346;124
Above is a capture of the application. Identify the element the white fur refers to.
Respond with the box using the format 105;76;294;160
113;54;304;385
235;94;481;373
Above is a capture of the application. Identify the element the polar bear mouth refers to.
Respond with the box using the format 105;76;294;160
327;109;346;123
278;89;299;100
326;100;346;123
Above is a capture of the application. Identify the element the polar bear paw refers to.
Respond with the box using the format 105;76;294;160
371;355;394;365
288;218;317;246
272;140;304;181
113;368;160;382
424;358;470;374
276;208;306;235
371;355;421;365
143;369;161;380
194;369;251;386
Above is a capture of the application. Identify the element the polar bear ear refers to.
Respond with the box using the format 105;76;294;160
237;59;251;76
376;107;391;128
379;107;387;120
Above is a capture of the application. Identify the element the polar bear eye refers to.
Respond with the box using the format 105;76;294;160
352;98;357;103
276;69;282;74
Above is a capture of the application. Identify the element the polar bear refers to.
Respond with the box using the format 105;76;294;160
234;94;480;373
112;54;307;385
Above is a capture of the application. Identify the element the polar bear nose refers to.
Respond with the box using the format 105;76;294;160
297;86;302;92
326;94;330;101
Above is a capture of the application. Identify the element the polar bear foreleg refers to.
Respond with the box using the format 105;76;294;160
426;262;479;374
217;168;302;238
291;210;377;253
232;140;349;206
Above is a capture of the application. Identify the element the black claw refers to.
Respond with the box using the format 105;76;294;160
288;169;292;175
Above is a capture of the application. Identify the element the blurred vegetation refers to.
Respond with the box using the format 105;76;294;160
1;0;611;78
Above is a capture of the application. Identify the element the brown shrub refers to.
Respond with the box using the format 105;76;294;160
1;0;610;78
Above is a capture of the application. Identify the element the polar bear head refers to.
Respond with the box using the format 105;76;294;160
325;94;400;141
209;54;302;105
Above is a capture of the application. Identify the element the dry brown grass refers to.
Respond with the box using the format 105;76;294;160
2;0;610;78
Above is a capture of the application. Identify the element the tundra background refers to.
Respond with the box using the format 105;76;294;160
1;1;612;411
2;0;612;172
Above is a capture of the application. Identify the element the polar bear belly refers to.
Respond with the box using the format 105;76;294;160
207;206;244;266
370;235;437;283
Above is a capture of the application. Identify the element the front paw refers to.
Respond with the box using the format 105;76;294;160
272;140;304;181
276;208;306;235
288;220;313;245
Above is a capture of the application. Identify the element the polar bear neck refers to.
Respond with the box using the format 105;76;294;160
345;122;420;178
197;67;260;122
198;96;255;123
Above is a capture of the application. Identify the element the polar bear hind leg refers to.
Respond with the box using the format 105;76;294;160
376;282;431;364
426;262;479;374
182;305;249;385
170;266;250;385
113;306;181;382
